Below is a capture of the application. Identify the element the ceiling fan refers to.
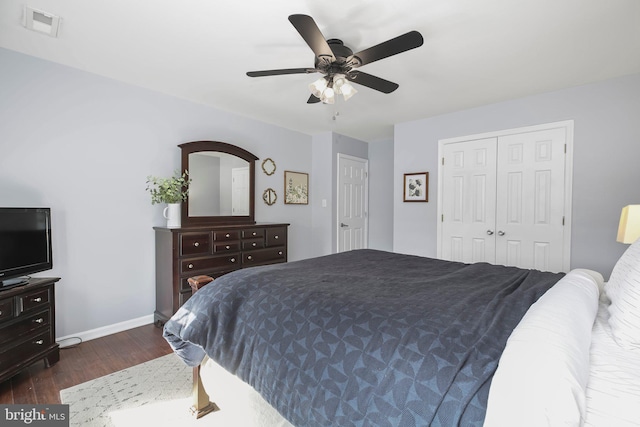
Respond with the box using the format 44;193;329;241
246;14;424;104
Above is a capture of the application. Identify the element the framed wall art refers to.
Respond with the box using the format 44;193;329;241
403;172;428;202
284;171;309;205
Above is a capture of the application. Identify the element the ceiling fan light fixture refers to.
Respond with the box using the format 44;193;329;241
309;77;328;98
333;74;347;92
320;87;335;104
340;82;357;101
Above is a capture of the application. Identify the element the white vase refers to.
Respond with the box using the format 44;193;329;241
163;203;181;228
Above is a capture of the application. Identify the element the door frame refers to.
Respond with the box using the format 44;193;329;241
436;120;574;272
336;153;369;252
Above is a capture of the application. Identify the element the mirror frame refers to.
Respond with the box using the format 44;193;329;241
179;140;259;226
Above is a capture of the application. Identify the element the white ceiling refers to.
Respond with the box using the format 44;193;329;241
1;0;639;142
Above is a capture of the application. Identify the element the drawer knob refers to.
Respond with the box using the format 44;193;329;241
194;242;200;247
247;255;253;261
252;242;257;247
225;245;230;250
274;235;279;239
225;233;230;238
34;339;44;345
252;232;257;236
32;297;42;303
278;251;283;255
188;264;194;269
230;258;236;263
34;318;44;324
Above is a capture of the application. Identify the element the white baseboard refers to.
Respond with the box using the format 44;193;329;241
56;314;155;346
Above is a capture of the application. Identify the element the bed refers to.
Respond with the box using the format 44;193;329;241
163;246;640;426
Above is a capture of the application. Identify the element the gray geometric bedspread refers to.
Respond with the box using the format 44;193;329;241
163;249;563;427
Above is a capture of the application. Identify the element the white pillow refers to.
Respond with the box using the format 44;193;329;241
605;238;640;349
484;269;600;427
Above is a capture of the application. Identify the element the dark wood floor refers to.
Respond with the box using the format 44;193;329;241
0;323;172;404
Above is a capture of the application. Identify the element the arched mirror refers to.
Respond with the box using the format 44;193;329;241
179;141;258;226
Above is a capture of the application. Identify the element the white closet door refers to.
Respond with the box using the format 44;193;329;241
441;138;497;263
495;128;566;272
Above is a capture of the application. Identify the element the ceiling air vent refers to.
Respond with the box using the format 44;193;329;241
23;6;61;37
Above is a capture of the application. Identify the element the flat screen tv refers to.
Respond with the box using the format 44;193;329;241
0;207;52;289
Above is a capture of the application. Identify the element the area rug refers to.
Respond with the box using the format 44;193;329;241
60;353;195;427
60;352;292;427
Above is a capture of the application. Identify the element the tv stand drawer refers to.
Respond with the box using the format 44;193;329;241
0;278;60;383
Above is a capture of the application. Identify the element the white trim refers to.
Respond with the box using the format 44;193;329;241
56;314;155;345
437;120;574;272
336;153;369;252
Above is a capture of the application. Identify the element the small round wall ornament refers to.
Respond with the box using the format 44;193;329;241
262;158;276;176
263;188;277;205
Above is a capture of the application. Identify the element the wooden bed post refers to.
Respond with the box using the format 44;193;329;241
187;275;219;418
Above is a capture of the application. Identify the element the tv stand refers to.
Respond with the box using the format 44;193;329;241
0;277;60;383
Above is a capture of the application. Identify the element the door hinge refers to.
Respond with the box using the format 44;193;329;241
564;144;567;154
442;157;445;166
441;214;444;222
562;216;565;226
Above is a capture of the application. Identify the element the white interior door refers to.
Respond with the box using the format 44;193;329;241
231;166;249;215
495;128;567;271
441;138;497;263
337;154;368;252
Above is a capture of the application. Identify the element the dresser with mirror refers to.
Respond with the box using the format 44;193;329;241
154;141;289;325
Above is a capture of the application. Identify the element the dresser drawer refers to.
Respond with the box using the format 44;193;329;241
0;331;51;373
180;233;211;256
0;299;13;324
0;309;49;346
19;289;49;313
243;247;287;266
181;255;240;275
266;227;287;247
242;239;265;250
213;231;241;241
242;228;264;239
213;242;241;253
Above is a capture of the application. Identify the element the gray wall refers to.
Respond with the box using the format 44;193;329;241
368;139;394;251
0;48;314;338
394;73;640;279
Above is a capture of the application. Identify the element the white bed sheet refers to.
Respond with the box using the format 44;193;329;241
584;290;640;427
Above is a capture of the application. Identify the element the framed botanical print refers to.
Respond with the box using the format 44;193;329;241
284;171;309;205
403;172;428;202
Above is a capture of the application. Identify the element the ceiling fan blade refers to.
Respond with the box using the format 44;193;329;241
247;68;317;77
307;94;321;104
351;31;423;67
288;14;336;63
349;71;399;94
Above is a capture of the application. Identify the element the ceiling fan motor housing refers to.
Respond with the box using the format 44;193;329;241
315;39;360;78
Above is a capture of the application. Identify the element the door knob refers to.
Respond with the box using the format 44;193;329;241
486;230;494;235
340;223;348;228
498;230;505;236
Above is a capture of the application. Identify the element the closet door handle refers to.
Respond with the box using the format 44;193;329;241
498;230;505;236
486;230;494;235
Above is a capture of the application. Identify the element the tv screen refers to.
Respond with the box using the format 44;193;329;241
0;208;52;288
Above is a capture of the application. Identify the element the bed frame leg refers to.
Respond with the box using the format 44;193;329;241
187;275;219;418
190;365;219;418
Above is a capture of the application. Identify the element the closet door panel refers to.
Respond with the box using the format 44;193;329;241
441;138;497;264
495;128;566;272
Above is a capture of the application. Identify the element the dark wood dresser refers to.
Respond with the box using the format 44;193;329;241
0;277;60;383
154;223;289;325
